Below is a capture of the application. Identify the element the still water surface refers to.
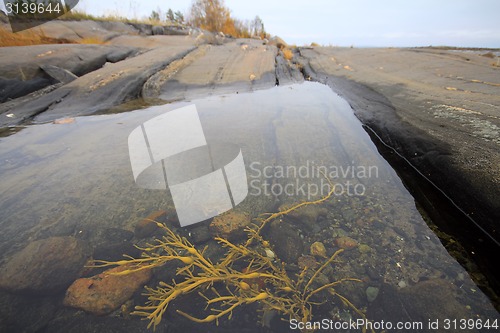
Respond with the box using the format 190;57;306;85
0;82;498;332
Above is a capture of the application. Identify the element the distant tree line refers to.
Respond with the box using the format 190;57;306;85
149;0;267;39
149;7;184;25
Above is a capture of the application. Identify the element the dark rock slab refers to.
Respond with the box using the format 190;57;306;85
152;26;164;35
0;44;140;105
95;21;141;36
275;53;304;85
0;44;137;81
106;48;137;63
0;236;90;294
1;45;196;126
126;23;153;36
40;65;78;84
164;26;190;36
0;76;51;103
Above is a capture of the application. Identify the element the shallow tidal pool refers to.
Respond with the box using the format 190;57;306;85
0;82;498;332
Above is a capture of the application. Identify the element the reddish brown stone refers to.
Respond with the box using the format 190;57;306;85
134;210;166;238
209;211;252;240
63;264;152;315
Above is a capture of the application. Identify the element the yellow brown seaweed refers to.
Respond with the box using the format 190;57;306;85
90;177;372;332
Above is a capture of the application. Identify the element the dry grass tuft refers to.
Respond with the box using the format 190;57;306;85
282;47;293;60
0;26;73;47
61;9;155;25
0;26;108;47
60;9;101;21
79;36;107;45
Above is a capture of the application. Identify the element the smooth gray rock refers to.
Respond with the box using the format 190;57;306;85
1;45;196;126
40;65;78;84
0;44;137;81
366;286;380;302
152;26;165;35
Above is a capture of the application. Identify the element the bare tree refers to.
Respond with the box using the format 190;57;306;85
188;0;232;33
188;0;266;38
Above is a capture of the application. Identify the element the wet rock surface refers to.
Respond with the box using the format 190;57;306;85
0;236;90;294
299;46;500;305
299;47;500;246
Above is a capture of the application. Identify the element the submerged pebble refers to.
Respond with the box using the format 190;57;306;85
335;236;358;249
265;248;275;259
267;222;304;263
366;286;380;302
298;255;318;270
310;241;327;258
358;244;372;254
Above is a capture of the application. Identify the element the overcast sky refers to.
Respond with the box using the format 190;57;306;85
3;0;500;47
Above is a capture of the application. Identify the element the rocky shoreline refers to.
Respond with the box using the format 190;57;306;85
296;46;500;304
1;18;499;331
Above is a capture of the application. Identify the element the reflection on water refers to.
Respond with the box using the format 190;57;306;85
0;82;498;331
